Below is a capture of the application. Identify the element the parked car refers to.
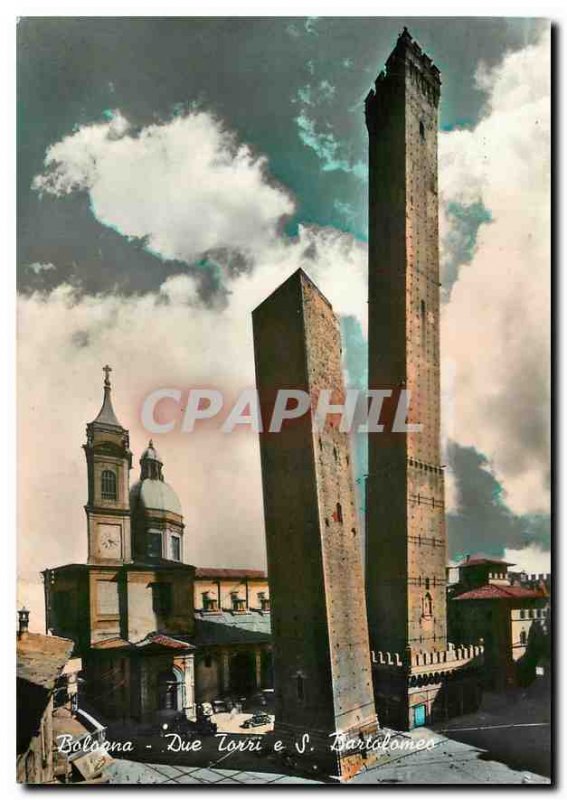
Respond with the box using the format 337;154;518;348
239;713;272;729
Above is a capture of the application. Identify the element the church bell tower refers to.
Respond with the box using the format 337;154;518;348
84;366;132;564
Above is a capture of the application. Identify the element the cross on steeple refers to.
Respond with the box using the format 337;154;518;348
103;364;112;387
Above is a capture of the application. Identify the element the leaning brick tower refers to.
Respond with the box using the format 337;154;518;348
253;269;378;778
365;28;481;729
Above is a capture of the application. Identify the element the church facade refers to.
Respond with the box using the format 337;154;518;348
43;368;271;725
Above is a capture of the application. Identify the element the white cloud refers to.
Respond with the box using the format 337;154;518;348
23;108;368;612
17;224;367;598
503;544;551;575
440;30;551;516
27;262;56;274
20;30;551;620
33;110;294;264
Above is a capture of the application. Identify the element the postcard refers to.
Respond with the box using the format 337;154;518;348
16;16;551;785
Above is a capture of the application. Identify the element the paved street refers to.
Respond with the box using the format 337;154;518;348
105;725;550;785
432;677;552;778
106;761;320;785
103;678;552;785
350;728;550;785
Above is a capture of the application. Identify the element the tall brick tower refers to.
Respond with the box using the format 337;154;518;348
365;29;482;729
253;269;378;778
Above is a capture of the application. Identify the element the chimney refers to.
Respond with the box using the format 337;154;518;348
18;607;30;639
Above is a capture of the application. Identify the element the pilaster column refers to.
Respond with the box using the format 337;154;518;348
255;648;262;689
183;654;196;720
221;650;230;692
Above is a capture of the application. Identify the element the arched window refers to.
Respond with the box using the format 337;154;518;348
101;470;117;500
425;577;430;591
423;593;433;618
335;502;343;524
158;667;184;711
419;120;425;140
296;673;305;702
519;630;527;646
420;300;426;347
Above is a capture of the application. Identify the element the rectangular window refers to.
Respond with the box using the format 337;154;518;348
258;592;270;612
148;531;162;558
231;592;246;612
203;592;218;612
170;535;181;562
152;583;172;616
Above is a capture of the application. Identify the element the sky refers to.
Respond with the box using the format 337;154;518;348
17;17;551;628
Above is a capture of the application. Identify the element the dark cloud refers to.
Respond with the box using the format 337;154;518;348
446;443;550;560
441;201;492;296
18;17;543;296
17;17;550;567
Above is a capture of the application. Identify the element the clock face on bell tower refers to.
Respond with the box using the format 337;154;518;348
96;523;123;560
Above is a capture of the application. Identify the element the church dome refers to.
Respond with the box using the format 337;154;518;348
129;440;183;517
130;479;182;517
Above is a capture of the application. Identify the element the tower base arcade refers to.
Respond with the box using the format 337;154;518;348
371;646;484;731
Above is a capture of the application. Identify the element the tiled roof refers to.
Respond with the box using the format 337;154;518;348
195;567;267;580
194;610;271;646
17;633;75;755
91;637;131;650
92;633;195;652
17;632;75;689
455;556;514;568
454;584;544;601
137;633;195;650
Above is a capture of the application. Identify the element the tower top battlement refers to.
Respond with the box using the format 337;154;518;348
366;27;441;128
386;27;441;82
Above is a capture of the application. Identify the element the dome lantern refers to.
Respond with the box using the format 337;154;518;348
140;439;164;481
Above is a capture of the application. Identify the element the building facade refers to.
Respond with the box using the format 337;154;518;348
16;609;78;784
193;568;272;703
448;557;550;689
253;269;378;779
365;28;481;729
44;369;272;726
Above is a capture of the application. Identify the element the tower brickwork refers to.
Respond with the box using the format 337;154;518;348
253;269;378;778
365;28;446;658
362;30;484;731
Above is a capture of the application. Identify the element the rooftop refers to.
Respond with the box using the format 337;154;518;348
252;267;334;316
90;366;123;429
455;555;514;569
454;584;545;602
17;631;75;689
91;633;195;652
17;632;75;755
195;567;267;580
